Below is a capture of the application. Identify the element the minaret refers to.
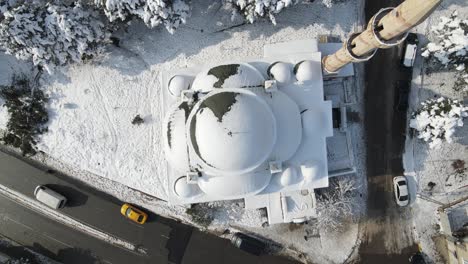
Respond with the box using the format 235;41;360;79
322;0;442;74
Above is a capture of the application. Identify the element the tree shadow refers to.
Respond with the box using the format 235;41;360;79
0;243;42;264
30;243;103;264
0;240;103;264
56;247;103;264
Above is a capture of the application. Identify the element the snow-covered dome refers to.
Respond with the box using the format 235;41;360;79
187;88;277;174
191;63;265;93
294;60;321;82
163;102;191;172
267;62;292;83
168;75;190;97
174;177;202;198
301;109;325;135
266;91;302;162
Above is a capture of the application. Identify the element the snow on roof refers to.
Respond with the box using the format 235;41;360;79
198;169;271;199
187;89;277;174
162;43;334;215
191;63;264;92
163;102;191;172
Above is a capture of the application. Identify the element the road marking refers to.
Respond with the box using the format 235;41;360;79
3;215;34;231
0;183;145;255
42;233;74;248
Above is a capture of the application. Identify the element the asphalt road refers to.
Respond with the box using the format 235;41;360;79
357;0;419;262
0;149;299;264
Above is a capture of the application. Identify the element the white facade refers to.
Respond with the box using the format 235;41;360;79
162;40;346;224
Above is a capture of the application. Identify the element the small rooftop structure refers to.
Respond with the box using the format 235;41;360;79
162;39;355;224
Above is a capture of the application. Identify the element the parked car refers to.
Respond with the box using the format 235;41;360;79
120;203;148;224
401;33;419;67
394;80;410;112
34;185;67;209
230;233;266;256
393;176;409;206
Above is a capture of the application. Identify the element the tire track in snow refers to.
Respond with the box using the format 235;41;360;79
0;183;146;255
150;71;167;198
89;71;120;177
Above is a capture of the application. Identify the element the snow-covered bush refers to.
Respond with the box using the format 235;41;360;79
315;177;361;232
95;0;190;34
186;203;216;228
0;1;110;74
410;97;467;149
421;12;468;92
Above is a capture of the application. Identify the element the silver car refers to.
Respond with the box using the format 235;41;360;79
393;176;409;206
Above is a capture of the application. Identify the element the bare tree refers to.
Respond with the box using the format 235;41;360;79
315;177;362;232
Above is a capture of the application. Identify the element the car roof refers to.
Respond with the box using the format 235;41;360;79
399;186;409;196
36;188;65;208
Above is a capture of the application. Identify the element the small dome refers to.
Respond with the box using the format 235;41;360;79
174;177;202;198
168;75;190;97
301;160;323;183
191;63;265;93
294;60;321;82
267;62;292;83
279;167;298;186
187;89;276;174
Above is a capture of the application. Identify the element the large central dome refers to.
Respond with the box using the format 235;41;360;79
187;89;277;174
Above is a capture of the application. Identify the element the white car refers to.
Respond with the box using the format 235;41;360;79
393;176;409;206
34;185;67;209
401;33;419;67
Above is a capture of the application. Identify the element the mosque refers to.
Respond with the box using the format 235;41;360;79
162;40;341;224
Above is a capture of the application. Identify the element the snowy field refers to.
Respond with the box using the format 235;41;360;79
404;0;468;262
0;0;367;262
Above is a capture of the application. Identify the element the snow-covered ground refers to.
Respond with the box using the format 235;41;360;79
404;1;468;262
35;0;365;202
0;0;367;262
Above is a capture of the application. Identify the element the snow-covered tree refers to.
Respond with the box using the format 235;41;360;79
225;0;298;25
410;97;467;149
0;1;110;74
0;74;48;156
94;0;190;34
421;12;468;92
315;177;361;232
225;0;343;24
0;0;20;14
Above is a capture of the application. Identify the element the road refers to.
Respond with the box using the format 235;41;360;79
0;149;298;264
357;0;419;262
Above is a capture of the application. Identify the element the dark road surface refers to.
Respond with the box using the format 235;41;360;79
358;0;419;262
0;149;298;264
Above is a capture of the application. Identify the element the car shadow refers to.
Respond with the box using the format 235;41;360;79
405;174;418;207
44;184;88;207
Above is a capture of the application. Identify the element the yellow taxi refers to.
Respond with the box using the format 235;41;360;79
120;203;148;224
